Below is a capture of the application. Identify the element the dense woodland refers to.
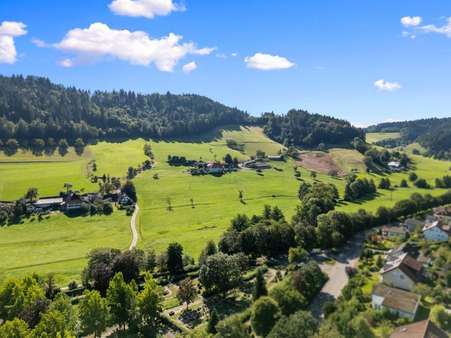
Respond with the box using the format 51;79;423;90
367;117;451;159
261;110;364;148
0;75;365;154
0;75;250;146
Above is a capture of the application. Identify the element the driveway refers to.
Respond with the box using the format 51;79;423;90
310;231;366;318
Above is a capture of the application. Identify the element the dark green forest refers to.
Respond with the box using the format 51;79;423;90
262;110;364;148
367;117;451;159
0;75;372;153
0;75;250;144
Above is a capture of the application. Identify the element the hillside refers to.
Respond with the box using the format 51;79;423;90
367;117;451;159
0;75;251;144
262;110;364;149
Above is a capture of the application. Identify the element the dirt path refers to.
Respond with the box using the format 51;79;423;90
129;204;139;250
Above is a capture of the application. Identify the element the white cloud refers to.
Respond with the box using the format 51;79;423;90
0;21;27;64
109;0;184;19
192;46;216;55
216;53;227;59
231;52;238;57
244;53;295;71
53;22;213;72
401;16;422;27
182;61;197;73
374;79;402;91
419;17;451;38
59;58;74;68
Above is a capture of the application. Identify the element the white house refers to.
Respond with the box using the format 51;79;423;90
381;253;422;291
422;221;449;242
372;283;420;320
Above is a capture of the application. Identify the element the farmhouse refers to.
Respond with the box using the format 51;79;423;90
404;218;423;232
382;225;408;240
372;283;420;320
388;161;402;170
381;253;422;291
390;319;448;338
242;159;271;170
33;196;64;209
422;220;449;242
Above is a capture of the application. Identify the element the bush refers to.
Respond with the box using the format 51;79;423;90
251;296;281;337
414;178;430;189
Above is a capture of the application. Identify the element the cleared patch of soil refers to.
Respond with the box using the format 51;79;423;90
297;151;345;176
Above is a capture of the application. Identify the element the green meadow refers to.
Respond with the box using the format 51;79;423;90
0;210;131;284
366;132;401;144
1;126;450;284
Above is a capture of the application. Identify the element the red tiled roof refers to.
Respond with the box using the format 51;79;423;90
390;319;448;338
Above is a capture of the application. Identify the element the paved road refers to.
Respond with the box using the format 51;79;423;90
310;231;366;319
129;204;139;250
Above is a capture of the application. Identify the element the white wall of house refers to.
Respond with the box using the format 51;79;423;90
382;269;415;291
371;295;384;310
423;227;448;242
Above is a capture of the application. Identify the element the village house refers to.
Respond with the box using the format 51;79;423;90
404;218;424;233
390;319;448;338
32;196;64;210
372;283;420;320
388;161;402;170
382;225;408;240
422;220;449;242
381;252;423;291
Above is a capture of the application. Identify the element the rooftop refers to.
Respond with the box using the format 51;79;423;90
383;225;407;234
34;197;64;205
390;319;448;338
373;284;420;314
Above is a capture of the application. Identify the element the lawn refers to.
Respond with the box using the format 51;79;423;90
0;139;147;200
0;210;131;285
366;132;401;144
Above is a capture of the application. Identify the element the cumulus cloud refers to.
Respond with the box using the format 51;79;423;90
52;22;213;71
0;21;27;64
400;16;422;27
374;79;402;91
182;61;197;73
244;53;295;70
109;0;184;19
419;17;451;38
59;58;74;68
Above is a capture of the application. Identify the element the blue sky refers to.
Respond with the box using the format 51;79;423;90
1;0;451;126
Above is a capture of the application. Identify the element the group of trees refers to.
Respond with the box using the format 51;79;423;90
295;181;339;226
344;175;377;201
435;175;451;189
362;147;409;172
262;110;364;148
218;207;296;258
0;272;162;337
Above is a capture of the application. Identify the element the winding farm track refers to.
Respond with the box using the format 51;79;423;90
129;204;139;250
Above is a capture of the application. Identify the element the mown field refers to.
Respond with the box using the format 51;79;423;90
0;210;131;284
1;126;450;284
366;132;401;144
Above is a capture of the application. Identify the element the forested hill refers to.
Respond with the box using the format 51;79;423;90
0;75;250;143
367;117;451;159
261;110;364;148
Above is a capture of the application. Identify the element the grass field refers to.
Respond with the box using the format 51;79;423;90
0;139;147;201
1;126;450;284
0;210;131;284
366;132;401;144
